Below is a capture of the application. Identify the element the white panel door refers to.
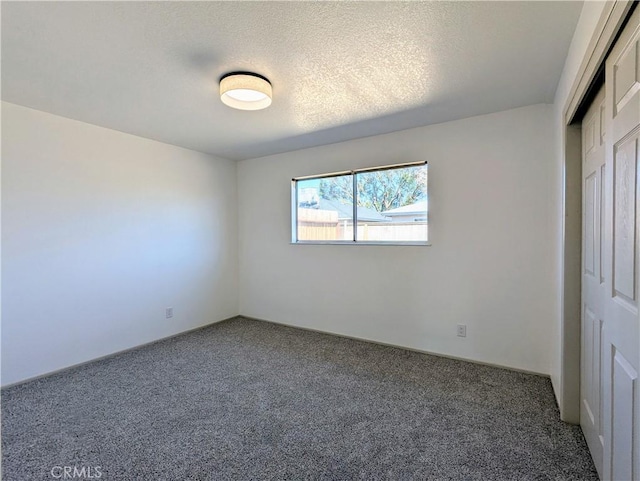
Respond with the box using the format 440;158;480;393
603;7;640;480
582;85;606;478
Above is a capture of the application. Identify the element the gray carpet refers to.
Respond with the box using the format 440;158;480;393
2;317;597;480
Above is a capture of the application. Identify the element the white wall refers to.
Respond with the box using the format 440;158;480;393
238;104;555;375
1;102;238;386
550;1;607;411
3;1;605;387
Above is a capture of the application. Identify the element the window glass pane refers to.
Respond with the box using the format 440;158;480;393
355;164;428;242
297;174;354;241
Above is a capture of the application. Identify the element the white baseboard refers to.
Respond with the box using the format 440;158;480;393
240;314;550;378
1;316;241;389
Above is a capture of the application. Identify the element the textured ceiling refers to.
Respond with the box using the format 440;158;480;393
2;1;582;160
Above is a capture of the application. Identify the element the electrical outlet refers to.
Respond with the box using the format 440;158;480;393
165;307;173;319
457;324;467;337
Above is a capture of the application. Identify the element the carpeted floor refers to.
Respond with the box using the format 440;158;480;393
2;317;598;480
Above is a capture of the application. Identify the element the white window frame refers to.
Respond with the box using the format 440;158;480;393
291;161;429;246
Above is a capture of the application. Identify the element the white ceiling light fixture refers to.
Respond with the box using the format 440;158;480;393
219;72;272;111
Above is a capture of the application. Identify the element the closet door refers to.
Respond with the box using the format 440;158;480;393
603;6;640;480
581;84;606;478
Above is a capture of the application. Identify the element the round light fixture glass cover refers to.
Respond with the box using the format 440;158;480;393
220;74;272;110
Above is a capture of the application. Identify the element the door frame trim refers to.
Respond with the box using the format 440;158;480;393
560;0;633;423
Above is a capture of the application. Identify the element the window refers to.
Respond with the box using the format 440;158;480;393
292;161;428;245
